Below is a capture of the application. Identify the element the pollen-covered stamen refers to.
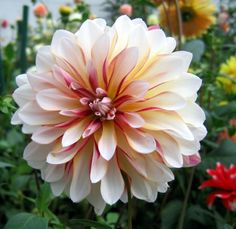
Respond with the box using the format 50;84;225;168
80;88;116;120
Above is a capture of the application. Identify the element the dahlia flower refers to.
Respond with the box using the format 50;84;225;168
199;163;236;211
12;16;206;214
159;0;216;38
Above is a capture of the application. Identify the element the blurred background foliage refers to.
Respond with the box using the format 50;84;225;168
0;0;236;228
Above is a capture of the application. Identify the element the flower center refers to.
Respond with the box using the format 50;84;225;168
80;88;116;120
181;7;195;22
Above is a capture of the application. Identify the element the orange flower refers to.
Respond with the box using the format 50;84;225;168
119;4;133;17
33;3;48;18
159;0;216;38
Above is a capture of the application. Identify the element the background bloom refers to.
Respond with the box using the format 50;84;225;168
199;163;236;211
159;0;216;37
59;5;73;16
119;4;133;17
217;56;236;94
33;3;48;18
1;19;8;28
12;15;206;214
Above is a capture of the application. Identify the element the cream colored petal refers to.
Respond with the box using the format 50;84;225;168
90;144;108;183
100;156;124;204
32;126;65;144
36;46;55;73
36;88;79;111
70;143;92;202
19;101;68;126
98;121;117;160
141;110;194;141
62;118;91;147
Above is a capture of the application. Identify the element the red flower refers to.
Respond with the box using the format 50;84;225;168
199;162;236;211
1;19;8;28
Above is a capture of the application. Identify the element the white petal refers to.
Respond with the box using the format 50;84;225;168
108;47;139;98
36;46;55;73
76;19;106;60
47;139;88;164
13;84;35;106
124;127;156;154
152;131;183;168
70;144;92;202
22;124;39;134
36;88;79;111
62;118;90;147
139;55;185;86
101;156;124;204
148;73;202;98
98;122;117;160
120;80;149;98
87;183;106;215
147;29;167;55
19;101;67;126
141;110;194;141
172;51;192;72
32;126;64;144
177;102;205;127
143;92;186;110
41;164;65;182
121;112;145;128
11;110;22;125
91;33;110;87
90;144;108;183
16;74;28;86
23;141;52;169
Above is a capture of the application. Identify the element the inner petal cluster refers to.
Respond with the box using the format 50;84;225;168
80;88;116;120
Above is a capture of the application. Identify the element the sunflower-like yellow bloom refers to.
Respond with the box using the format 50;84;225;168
159;0;216;38
217;56;236;94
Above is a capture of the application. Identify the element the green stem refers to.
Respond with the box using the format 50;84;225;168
127;180;132;229
161;0;172;35
0;43;4;95
174;0;183;49
178;168;195;229
123;173;132;229
20;5;29;73
34;170;41;193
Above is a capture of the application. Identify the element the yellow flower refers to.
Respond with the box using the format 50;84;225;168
217;56;236;94
59;5;72;16
159;0;216;38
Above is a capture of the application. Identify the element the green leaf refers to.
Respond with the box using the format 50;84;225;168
0;161;14;168
6;129;24;147
106;212;119;225
215;102;236;116
224;224;233;229
186;205;215;225
4;212;48;229
69;219;112;229
199;139;236;171
4;43;15;61
214;211;226;229
36;183;53;214
183;39;205;62
160;200;182;229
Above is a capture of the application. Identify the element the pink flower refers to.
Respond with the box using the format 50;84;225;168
12;16;206;214
33;3;48;18
1;19;8;29
199;163;236;211
119;4;133;17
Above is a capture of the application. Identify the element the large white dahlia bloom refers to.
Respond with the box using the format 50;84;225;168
12;16;206;214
